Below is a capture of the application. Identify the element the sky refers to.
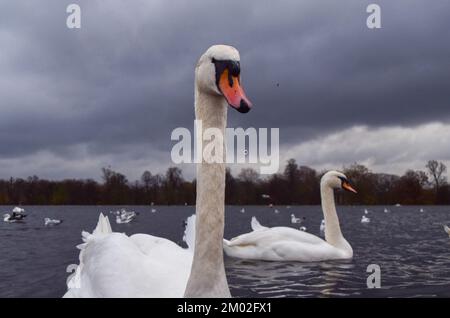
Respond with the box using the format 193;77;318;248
1;0;450;181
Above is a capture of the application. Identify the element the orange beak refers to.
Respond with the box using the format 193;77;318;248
342;181;357;194
218;68;252;113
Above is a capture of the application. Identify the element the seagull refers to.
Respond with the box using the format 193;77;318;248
361;215;370;223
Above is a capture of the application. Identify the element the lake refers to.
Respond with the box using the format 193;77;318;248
0;205;449;298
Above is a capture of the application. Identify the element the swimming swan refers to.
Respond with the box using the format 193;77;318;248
64;45;252;297
223;171;357;262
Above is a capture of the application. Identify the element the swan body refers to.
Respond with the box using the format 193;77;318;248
384;208;389;213
44;218;62;226
240;208;245;213
64;45;252;298
65;214;195;297
274;209;280;214
419;208;425;213
361;215;370;223
223;171;356;262
364;209;369;215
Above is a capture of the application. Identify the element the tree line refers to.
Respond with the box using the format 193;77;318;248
0;160;448;205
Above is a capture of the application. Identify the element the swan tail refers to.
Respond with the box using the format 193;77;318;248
183;214;196;250
251;216;267;231
93;213;112;236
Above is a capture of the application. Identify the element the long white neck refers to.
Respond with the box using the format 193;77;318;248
183;84;231;298
321;183;352;254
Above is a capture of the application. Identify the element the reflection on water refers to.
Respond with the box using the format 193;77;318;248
0;205;449;297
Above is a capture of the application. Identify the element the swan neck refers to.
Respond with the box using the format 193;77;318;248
321;184;344;247
184;84;230;298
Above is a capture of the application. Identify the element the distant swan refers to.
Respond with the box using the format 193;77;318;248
361;215;370;223
240;208;245;213
384;208;389;213
64;45;252;298
223;171;357;262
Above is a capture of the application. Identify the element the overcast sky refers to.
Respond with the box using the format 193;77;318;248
1;0;450;181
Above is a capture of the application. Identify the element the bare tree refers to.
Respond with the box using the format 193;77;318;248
426;160;447;192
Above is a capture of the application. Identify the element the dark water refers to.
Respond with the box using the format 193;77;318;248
0;205;449;298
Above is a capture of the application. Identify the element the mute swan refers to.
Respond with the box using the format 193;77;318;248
419;208;425;213
223;171;357;262
361;215;370;223
364;209;369;215
444;224;450;237
384;208;389;213
64;45;253;298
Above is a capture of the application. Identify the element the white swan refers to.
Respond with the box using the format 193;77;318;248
384;208;389;213
361;215;370;223
240;208;245;213
223;171;357;262
64;45;253;298
364;209;369;215
290;213;302;224
444;224;450;237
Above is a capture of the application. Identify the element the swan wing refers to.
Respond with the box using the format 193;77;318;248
64;214;193;298
224;226;342;261
251;216;268;231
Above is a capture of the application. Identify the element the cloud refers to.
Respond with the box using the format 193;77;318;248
282;122;450;175
0;0;450;179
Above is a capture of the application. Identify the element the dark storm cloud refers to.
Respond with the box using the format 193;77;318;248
1;0;450;179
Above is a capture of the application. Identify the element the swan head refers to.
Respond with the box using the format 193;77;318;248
321;170;357;194
196;45;252;113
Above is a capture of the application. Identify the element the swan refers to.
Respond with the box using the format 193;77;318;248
223;171;357;262
290;213;302;224
444;224;450;237
240;208;245;213
44;218;63;226
419;208;425;213
151;208;156;213
384;208;389;213
364;209;369;215
361;215;370;223
64;45;253;298
274;209;280;214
